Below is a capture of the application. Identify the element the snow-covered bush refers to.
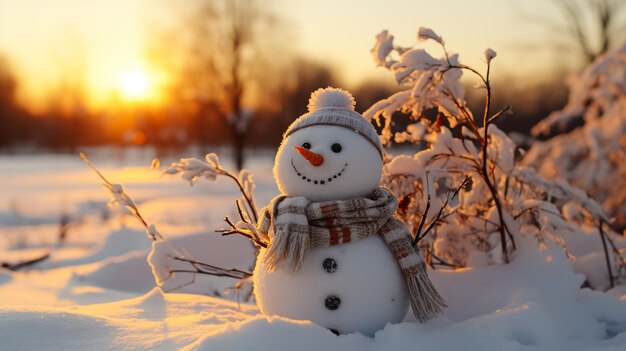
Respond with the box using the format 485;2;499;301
367;28;625;289
81;153;256;294
524;42;626;232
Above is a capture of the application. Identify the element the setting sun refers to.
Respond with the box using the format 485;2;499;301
119;69;151;100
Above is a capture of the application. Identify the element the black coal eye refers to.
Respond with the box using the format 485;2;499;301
331;143;342;153
302;142;311;150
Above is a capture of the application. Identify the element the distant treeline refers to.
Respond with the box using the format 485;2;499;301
0;58;569;155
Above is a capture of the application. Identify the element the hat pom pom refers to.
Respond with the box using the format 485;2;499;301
307;87;356;112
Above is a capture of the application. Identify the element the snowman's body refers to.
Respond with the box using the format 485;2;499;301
253;88;412;336
253;234;409;336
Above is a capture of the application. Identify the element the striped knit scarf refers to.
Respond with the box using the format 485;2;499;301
256;187;446;323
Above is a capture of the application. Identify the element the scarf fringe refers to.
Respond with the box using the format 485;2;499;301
407;262;447;323
264;227;309;272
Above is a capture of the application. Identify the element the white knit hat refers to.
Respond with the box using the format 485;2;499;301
284;87;384;159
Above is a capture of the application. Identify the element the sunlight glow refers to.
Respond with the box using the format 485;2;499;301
119;69;151;100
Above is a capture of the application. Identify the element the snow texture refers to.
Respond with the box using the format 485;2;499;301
417;27;444;45
364;30;466;143
164;155;220;185
484;48;497;63
524;41;626;231
371;30;395;68
385;155;424;179
0;153;625;349
0;269;11;285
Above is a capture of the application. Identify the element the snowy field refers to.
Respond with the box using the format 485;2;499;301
1;150;625;351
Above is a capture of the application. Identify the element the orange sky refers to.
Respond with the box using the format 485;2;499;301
0;0;614;111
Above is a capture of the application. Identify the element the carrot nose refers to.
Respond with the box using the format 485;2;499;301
294;146;324;166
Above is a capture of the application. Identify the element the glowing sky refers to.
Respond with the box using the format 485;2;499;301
0;0;608;110
280;0;553;82
0;0;158;108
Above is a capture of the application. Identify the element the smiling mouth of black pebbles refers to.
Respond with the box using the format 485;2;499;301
291;159;347;185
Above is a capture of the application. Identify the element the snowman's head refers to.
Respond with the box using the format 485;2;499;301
273;88;384;202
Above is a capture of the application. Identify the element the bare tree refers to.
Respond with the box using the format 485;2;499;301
522;0;626;65
0;56;18;148
222;0;262;170
42;33;91;151
150;0;285;169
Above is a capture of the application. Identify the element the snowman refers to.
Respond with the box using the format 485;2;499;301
252;87;445;336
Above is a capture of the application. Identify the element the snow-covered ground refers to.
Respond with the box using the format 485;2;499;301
1;151;625;350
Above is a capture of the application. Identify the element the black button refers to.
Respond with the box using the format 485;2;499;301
322;258;337;273
325;295;341;310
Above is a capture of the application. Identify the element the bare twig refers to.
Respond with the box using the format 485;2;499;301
81;152;253;287
598;220;614;288
417;41;515;262
219;170;258;223
487;105;512;124
431;252;464;269
413;176;471;246
236;200;250;224
58;213;71;244
413;194;431;244
217;216;267;248
482;61;514;263
81;152;156;238
171;256;252;279
599;219;626;289
80;152;113;187
1;252;50;271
